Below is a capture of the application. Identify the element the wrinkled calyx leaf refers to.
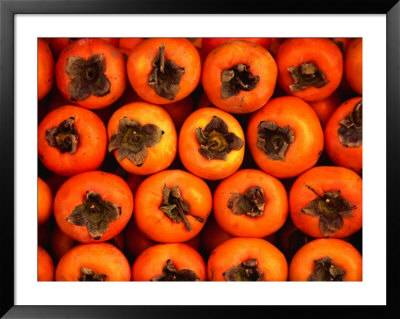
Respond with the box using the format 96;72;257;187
287;62;329;92
66;190;121;240
78;267;107;281
46;117;79;154
108;117;164;166
338;101;362;147
66;54;111;101
196;116;244;160
223;259;264;281
257;121;294;161
308;257;346;281
228;186;266;217
148;43;185;100
301;185;356;237
151;259;200;281
221;64;260;99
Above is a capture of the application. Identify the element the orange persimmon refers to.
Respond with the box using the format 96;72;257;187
38;38;54;101
345;38;362;95
38;245;55;281
50;224;76;262
308;92;341;127
118;38;143;56
200;214;233;256
201;38;271;58
38;177;53;225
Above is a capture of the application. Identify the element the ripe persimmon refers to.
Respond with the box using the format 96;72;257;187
202;40;277;114
38;245;55;281
38;38;54;101
332;38;352;55
308;92;341;127
289;166;362;238
118;38;143;56
161;96;194;131
38;177;53;225
201;38;271;58
247;96;324;179
345;38;362;95
50;224;76;262
54;170;133;243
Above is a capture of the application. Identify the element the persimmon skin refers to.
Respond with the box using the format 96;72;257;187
345;38;362;95
132;243;206;281
207;237;288;281
38;38;54;101
247;96;324;179
289;166;362;238
179;107;245;180
308;92;341;128
201;38;271;58
38;177;53;225
55;243;131;281
38;245;55;281
325;97;362;173
289;238;362;281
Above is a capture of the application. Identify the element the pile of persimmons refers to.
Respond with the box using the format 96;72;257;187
38;37;362;282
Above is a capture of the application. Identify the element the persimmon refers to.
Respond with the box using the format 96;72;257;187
125;219;157;258
54;170;133;243
126;173;146;195
276;38;343;101
308;92;341;127
118;38;143;56
207;238;288;281
107;102;177;175
55;38;126;109
38;105;107;176
127;38;201;104
55;242;131;281
332;38;352;55
345;38;362;95
202;40;277;114
179;107;245;180
325;97;362;173
213;169;288;238
289;166;362;238
132;243;206;281
50;38;120;58
161;96;194;131
50;224;76;261
38;177;53;225
247;96;324;179
134;169;212;242
289;238;362;281
38;38;54;101
201;38;271;58
38;245;55;281
200;215;233;256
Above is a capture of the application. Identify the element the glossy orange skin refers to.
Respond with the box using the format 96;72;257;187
201;38;271;58
55;243;131;281
38;245;55;281
247;96;324;179
38;177;53;225
345;38;362;95
289;166;362;238
325;97;362;173
207;238;288;281
38;38;54;101
309;92;341;127
289;238;362;281
55;38;127;109
127;38;201;104
276;38;343;102
50;224;76;261
161;96;194;131
202;40;277;114
213;169;288;237
38;105;107;176
50;38;119;58
54;171;134;243
179;107;245;180
132;243;206;281
134;170;212;243
107;102;177;175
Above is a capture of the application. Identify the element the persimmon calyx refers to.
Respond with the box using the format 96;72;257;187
301;185;356;237
65;54;111;101
287;62;329;92
223;259;264;281
196;115;244;160
67;190;121;240
108;117;164;167
221;64;260;99
151;259;200;281
228;186;266;217
148;43;185;100
160;184;204;232
308;257;346;281
46;117;79;154
338;101;362;147
78;267;107;281
257;121;294;161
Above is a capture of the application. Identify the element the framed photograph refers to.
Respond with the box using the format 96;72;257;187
1;0;399;318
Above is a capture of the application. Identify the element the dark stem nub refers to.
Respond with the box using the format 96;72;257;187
338;100;362;147
287;62;329;92
78;267;107;281
223;259;264;281
308;257;346;281
45;117;79;154
228;186;266;217
221;64;260;99
151;259;200;281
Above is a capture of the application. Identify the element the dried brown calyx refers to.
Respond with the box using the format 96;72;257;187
159;184;204;232
67;190;121;240
287;62;329;92
223;259;264;281
196;116;244;160
338;101;362;147
108;117;164;167
46;117;79;154
148;43;185;100
151;259;200;281
228;186;266;217
78;267;107;281
301;185;356;237
308;257;346;281
65;54;111;101
221;64;260;99
257;121;294;161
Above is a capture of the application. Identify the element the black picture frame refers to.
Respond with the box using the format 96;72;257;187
1;0;399;318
